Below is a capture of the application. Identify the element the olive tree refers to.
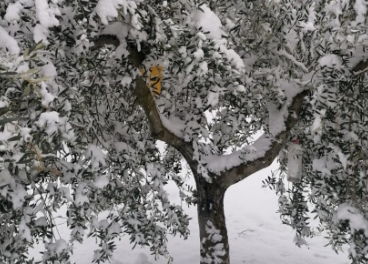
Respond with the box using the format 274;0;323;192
0;0;367;263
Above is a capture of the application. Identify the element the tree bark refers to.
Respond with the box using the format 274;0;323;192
195;176;229;264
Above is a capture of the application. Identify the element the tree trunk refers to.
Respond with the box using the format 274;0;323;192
196;177;229;264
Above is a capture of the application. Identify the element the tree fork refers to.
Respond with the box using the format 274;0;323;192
94;34;314;264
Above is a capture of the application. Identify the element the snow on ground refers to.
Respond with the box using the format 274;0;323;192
29;162;348;264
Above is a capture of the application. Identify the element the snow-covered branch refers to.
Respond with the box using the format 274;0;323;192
220;90;309;189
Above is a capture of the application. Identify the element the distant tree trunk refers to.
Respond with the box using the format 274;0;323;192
195;176;229;264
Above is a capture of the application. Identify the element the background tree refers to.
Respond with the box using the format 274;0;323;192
0;0;367;264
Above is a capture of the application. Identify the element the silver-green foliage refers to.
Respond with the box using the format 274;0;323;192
0;0;367;263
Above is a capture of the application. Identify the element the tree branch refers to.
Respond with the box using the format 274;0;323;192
93;35;198;172
133;73;197;169
220;58;368;189
95;33;368;190
221;90;309;189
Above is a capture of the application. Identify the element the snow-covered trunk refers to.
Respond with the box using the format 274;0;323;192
196;177;229;264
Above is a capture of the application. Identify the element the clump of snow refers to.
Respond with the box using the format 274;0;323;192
35;0;60;28
353;0;367;26
189;4;223;40
101;22;131;57
333;204;368;236
312;155;339;175
96;0;119;24
94;175;110;188
193;49;204;61
0;26;20;54
37;111;60;135
42;61;57;78
11;184;28;209
85;144;106;171
224;49;245;72
5;2;24;22
278;50;308;72
299;3;316;32
121;76;133;86
205;221;223;243
319;54;342;70
208;91;219;107
198;61;208;76
74;182;89;205
33;0;60;42
160;115;185;138
267;102;286;136
0;98;9;108
96;0;138;26
43;239;70;261
40;82;56;106
33;24;49;43
178;46;187;58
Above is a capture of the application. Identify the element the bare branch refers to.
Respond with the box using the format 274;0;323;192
221;90;309;189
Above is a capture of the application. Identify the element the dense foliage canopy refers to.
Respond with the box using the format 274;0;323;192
0;0;368;263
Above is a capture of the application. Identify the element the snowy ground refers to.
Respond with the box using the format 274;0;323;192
30;163;349;264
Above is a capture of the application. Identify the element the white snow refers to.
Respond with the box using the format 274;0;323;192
198;61;208;76
204;134;272;173
40;82;56;106
224;49;245;72
85;144;106;171
35;0;60;28
299;2;316;32
207;90;219;107
193;49;204;61
94;175;110;188
28;162;349;264
4;2;23;22
100;22;131;57
33;24;49;43
319;54;342;70
43;239;70;262
160;115;186;138
353;0;367;26
277;50;308;72
0;26;20;54
11;184;28;209
189;4;223;40
96;0;131;25
0;99;9;108
121;76;133;86
37;111;60;135
334;203;368;236
42;61;57;78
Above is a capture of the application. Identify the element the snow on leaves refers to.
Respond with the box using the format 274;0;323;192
0;0;368;263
